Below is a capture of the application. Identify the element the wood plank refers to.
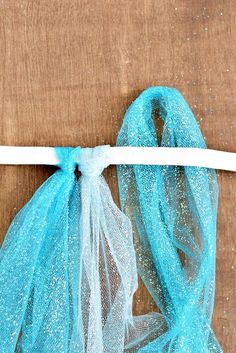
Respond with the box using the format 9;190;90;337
0;1;235;351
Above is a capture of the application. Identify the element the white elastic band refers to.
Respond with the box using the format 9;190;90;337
0;146;235;172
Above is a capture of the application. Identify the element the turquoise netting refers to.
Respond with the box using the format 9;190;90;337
117;87;222;352
0;87;223;353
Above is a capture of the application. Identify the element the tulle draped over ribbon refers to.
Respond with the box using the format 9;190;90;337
117;86;223;353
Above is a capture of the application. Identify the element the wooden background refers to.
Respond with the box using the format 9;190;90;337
0;1;235;351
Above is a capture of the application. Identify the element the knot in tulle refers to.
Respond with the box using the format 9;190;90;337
55;146;81;173
78;145;110;178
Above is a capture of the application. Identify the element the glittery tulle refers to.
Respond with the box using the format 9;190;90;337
0;147;81;352
117;86;223;352
0;86;223;353
0;146;140;353
76;147;138;353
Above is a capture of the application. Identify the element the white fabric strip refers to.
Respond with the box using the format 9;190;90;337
0;146;235;172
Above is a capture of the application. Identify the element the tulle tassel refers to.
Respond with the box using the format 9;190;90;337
0;147;81;352
77;146;138;353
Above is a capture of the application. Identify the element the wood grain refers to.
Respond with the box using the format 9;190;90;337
0;1;235;351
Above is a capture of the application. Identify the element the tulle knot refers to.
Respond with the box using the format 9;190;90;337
78;145;110;178
55;146;81;173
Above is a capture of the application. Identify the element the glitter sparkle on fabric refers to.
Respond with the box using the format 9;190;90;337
0;87;223;353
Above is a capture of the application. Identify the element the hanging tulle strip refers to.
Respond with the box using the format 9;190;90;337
76;146;138;353
0;147;81;352
116;86;223;352
0;145;139;353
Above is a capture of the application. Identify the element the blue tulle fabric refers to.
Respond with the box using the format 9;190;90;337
117;87;223;352
0;145;138;353
0;86;223;353
0;147;81;352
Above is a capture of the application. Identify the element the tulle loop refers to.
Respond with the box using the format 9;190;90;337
117;86;223;352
